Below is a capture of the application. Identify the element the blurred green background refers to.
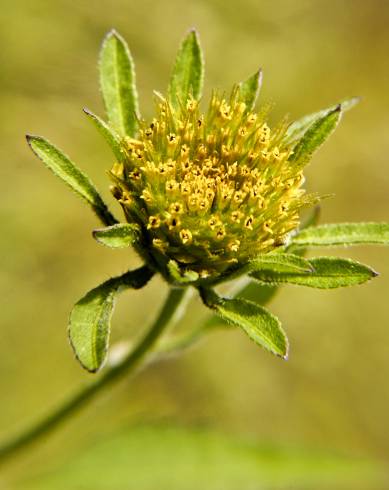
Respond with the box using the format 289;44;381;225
1;0;389;488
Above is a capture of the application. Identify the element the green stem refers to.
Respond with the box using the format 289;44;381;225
0;287;188;466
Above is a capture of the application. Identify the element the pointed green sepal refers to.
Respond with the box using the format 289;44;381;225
69;266;154;372
289;106;342;169
167;260;199;284
93;223;141;248
291;222;389;248
168;29;204;110
250;257;378;289
99;30;139;137
239;69;262;111
200;288;288;359
26;135;117;226
83;108;123;162
284;97;359;146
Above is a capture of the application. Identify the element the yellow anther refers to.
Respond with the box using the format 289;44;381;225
198;199;209;211
181;183;191;195
180;229;193;244
231;210;243;223
238;127;247;137
147;216;161;229
244;215;254;230
197;144;207;157
263;221;273;234
248;151;258;163
181;161;192;173
144;128;153;138
168;133;177;142
242;181;251;194
167;216;181;230
208;217;219;229
206;134;216;145
152;238;168;251
166;159;176;170
188;195;199;209
220;103;232;120
233;190;246;204
279;202;289;214
129;170;141;180
246;113;257;125
180;144;190;156
229;239;240;252
221;145;230;157
215;226;226;240
158;163;168;174
205;189;215;202
169;202;184;214
186;98;197;112
141;189;153;202
240;165;250;176
261;150;270;161
166;180;179;192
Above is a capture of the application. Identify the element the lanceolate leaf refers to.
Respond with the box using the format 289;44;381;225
246;253;313;274
250;257;378;289
289;107;342;169
93;223;141;248
168;29;204;110
69;266;154;372
239;69;262;111
208;253;313;286
99;30;139;137
83;108;123;161
291;223;389;248
284;97;359;146
26;135;117;226
200;288;288;359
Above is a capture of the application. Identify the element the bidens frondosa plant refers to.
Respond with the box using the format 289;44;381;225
28;30;389;372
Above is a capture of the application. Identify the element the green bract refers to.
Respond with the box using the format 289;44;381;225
27;29;389;372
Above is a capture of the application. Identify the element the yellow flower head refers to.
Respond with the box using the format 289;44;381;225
110;88;318;279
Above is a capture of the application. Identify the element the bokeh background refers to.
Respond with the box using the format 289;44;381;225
1;0;389;488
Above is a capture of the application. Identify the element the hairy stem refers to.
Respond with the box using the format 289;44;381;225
0;287;188;466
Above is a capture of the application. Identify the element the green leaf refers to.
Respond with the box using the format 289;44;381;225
168;29;204;110
200;288;288;359
15;425;383;490
99;30;139;137
93;223;141;248
289;106;342;168
208;253;313;286
239;69;262;111
204;281;279;330
167;260;199;284
245;253;313;274
284;97;359;146
251;257;378;289
26;135;117;226
292;222;389;248
83;108;123;161
69;266;154;372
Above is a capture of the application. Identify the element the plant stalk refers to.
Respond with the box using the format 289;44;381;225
0;286;188;466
